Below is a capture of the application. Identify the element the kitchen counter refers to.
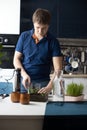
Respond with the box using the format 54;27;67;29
0;96;46;116
0;95;87;130
0;95;61;116
1;69;87;130
0;96;46;130
0;95;60;130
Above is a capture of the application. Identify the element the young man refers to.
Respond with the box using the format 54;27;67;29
13;8;62;94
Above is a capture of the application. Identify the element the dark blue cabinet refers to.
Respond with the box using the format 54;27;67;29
21;0;87;38
59;0;87;38
21;0;58;37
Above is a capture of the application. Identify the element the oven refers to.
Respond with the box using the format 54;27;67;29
0;44;15;68
0;35;19;69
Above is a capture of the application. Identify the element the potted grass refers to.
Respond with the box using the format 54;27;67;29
64;82;84;101
29;86;48;102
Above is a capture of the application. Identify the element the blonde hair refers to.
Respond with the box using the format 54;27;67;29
32;8;51;25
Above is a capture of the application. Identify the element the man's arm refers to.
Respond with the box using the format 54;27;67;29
38;56;63;94
46;56;63;91
13;51;31;88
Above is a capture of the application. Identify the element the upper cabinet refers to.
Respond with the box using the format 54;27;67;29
59;0;87;39
21;0;58;37
0;0;87;46
21;0;87;39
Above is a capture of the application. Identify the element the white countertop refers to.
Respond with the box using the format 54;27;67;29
0;94;87;117
0;96;46;116
0;94;46;130
0;94;70;116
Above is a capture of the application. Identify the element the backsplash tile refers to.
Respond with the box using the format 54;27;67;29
59;38;87;74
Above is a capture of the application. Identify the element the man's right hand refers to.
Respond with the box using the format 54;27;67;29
21;69;31;89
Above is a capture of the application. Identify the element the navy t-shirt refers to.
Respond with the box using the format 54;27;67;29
15;29;62;82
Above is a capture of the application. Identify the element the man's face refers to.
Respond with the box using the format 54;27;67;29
34;22;49;38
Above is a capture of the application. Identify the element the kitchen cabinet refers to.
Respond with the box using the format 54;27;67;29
59;0;87;38
21;0;87;38
21;0;58;37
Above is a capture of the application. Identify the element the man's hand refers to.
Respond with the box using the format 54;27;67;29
21;69;31;89
38;83;53;94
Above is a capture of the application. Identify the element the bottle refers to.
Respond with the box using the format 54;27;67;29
83;65;87;74
81;51;85;63
13;68;21;92
54;70;65;97
11;68;21;103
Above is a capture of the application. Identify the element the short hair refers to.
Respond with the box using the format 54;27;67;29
32;8;51;25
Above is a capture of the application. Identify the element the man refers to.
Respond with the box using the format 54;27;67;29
13;8;62;94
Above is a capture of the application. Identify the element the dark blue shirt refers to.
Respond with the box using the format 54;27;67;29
15;29;62;82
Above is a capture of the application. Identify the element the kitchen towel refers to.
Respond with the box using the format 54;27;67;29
0;82;13;94
44;101;87;115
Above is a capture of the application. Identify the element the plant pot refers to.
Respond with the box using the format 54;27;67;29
20;93;30;104
30;93;48;102
11;92;20;103
64;94;84;102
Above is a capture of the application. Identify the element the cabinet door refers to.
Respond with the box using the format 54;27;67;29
59;0;87;38
21;0;59;37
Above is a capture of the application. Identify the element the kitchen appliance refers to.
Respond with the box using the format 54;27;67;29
0;35;19;68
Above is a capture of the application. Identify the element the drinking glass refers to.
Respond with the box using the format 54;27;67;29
29;82;41;94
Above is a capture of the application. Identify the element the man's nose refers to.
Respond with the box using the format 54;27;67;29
38;28;42;33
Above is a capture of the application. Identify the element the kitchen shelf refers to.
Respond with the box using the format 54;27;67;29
50;74;87;79
63;74;87;78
